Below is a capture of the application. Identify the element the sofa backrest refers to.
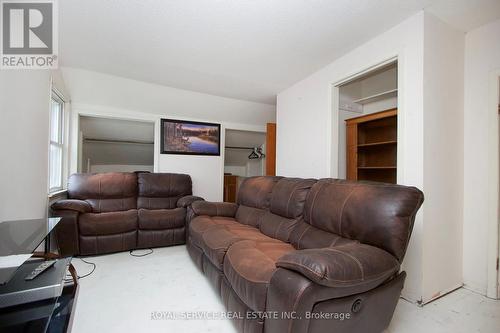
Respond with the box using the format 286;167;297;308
293;178;424;262
68;173;137;213
235;176;282;227
137;173;192;209
259;178;316;242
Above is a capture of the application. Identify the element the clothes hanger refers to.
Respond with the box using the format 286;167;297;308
248;148;260;159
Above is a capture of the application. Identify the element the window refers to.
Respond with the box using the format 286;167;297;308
49;91;65;193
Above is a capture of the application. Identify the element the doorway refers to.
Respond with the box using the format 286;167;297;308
498;76;500;299
487;73;500;300
496;76;500;299
223;129;267;202
335;60;398;183
79;116;155;173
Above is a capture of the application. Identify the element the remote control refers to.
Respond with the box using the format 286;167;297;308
24;260;57;281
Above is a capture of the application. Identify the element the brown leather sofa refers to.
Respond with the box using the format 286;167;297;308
51;172;202;256
187;176;423;333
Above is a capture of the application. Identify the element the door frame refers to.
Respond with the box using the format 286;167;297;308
487;69;500;299
330;56;400;181
223;126;268;177
266;123;276;176
69;104;159;174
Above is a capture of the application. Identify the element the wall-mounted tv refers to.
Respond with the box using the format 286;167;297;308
160;119;221;156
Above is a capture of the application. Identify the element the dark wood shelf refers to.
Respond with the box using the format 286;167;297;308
346;109;398;184
357;140;397;148
357;166;397;170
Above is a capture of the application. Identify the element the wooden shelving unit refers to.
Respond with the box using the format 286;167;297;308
346;108;397;184
224;175;238;203
357;140;397;147
357;166;397;169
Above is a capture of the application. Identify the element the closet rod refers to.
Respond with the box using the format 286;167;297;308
84;138;154;145
225;146;256;150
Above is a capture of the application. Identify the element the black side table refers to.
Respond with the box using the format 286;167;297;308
0;218;79;333
0;257;78;333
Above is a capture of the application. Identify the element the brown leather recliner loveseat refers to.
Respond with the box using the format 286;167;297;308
51;172;202;256
187;176;423;333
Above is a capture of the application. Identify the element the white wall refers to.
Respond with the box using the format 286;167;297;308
422;13;464;302
90;164;154;173
61;68;275;201
277;12;426;302
276;11;466;304
0;71;51;221
463;18;500;296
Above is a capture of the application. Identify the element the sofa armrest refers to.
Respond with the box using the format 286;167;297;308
276;243;399;288
265;267;406;333
191;200;238;217
51;199;92;213
177;195;204;208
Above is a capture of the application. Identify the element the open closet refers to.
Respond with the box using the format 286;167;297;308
223;129;266;202
79;116;155;173
337;61;398;183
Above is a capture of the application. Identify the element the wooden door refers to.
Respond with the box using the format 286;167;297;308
266;123;276;176
224;175;237;203
346;123;358;180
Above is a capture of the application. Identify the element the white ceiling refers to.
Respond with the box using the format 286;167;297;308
426;0;500;32
59;0;500;105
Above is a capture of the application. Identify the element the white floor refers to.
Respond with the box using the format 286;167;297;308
70;245;500;333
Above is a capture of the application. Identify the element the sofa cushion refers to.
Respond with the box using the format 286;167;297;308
234;176;281;228
79;230;137;255
79;210;138;236
138;173;192;197
276;243;400;289
138;208;185;230
223;239;295;311
137;228;185;248
302;179;424;261
289;220;357;250
269;178;316;219
259;211;300;243
137;173;192;209
235;205;266;228
68;173;138;213
255;178;316;242
237;176;282;209
199;224;276;269
85;197;137;213
189;215;239;248
137;197;179;210
68;172;137;199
